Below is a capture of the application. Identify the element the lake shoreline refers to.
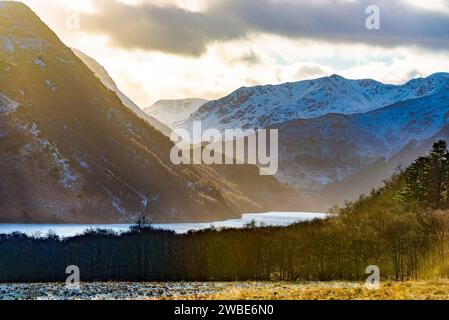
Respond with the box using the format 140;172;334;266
0;212;327;237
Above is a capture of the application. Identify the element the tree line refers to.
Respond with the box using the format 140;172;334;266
2;142;449;282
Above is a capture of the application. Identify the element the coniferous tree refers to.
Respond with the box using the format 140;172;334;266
399;140;449;209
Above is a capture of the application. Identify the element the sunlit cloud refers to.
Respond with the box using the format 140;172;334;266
77;0;449;56
16;0;449;108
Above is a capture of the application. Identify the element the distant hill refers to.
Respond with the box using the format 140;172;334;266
145;98;207;129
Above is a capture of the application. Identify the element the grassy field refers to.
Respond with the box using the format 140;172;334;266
2;281;449;300
174;280;449;300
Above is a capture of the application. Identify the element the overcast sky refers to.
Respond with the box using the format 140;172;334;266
18;0;449;107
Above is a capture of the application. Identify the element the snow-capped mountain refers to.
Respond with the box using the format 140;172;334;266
181;73;449;131
0;2;301;223
145;98;207;129
177;71;449;210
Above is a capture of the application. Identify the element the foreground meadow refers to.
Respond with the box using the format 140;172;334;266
176;281;449;300
2;281;449;300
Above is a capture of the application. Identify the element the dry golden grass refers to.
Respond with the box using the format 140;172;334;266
170;280;449;300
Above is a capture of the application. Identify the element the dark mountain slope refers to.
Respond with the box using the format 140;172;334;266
0;2;300;223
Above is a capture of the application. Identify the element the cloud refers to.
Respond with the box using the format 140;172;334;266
294;64;329;79
227;0;449;51
80;0;449;56
239;50;261;65
82;0;245;56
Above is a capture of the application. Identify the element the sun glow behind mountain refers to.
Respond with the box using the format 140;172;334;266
17;0;449;108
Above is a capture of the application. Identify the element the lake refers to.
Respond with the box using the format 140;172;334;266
0;212;327;238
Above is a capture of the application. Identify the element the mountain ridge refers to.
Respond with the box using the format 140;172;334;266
181;72;449;131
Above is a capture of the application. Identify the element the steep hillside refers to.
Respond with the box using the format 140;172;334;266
0;2;300;223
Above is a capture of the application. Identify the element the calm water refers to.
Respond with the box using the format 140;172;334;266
0;212;327;238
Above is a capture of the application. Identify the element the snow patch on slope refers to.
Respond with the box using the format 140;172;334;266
0;92;18;114
16;119;84;191
0;36;14;52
